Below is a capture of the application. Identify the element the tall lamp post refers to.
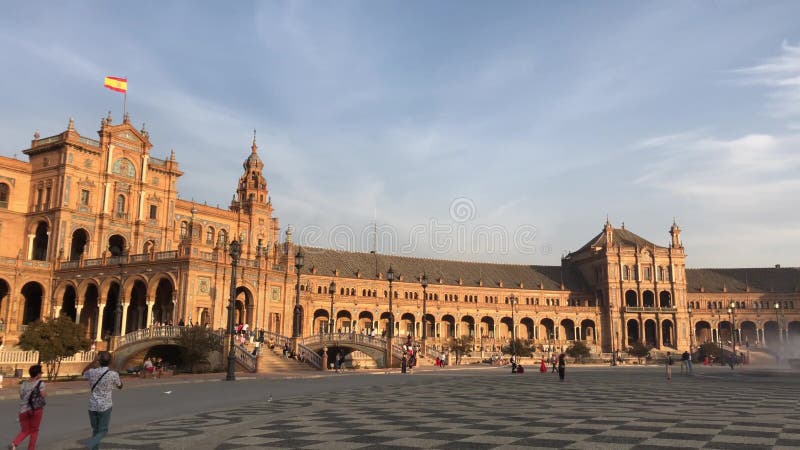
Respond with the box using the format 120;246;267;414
387;266;395;368
329;280;336;336
728;301;737;361
774;302;782;344
114;264;124;337
225;239;241;381
688;304;694;350
509;294;518;356
420;273;428;357
610;304;616;366
292;247;304;339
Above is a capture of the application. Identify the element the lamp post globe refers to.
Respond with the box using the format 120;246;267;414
225;239;241;381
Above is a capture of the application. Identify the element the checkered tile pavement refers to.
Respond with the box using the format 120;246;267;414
70;368;800;449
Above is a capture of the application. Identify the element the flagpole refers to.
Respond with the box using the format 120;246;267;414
123;91;127;118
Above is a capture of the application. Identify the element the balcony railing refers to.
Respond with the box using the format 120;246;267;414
624;306;678;313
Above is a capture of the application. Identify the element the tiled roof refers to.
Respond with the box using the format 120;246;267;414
686;268;800;293
573;227;663;254
300;247;589;292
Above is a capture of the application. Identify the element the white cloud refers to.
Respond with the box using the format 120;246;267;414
733;41;800;118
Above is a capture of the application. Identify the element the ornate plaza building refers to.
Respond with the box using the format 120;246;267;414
0;113;798;358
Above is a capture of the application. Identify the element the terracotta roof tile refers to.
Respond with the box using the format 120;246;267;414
686;267;800;293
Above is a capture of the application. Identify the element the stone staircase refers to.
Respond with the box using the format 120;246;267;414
255;346;319;375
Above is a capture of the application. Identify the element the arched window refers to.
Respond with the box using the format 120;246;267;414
116;194;126;217
0;183;9;209
218;229;228;245
180;221;188;238
206;227;215;244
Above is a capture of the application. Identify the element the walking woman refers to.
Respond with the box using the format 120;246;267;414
557;353;566;381
9;364;46;449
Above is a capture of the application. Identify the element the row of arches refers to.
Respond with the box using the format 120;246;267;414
625;289;672;308
26;221;146;262
309;309;597;342
691;319;800;348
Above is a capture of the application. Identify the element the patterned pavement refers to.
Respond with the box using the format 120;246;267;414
62;366;800;449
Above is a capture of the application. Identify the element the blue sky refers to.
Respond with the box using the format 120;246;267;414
1;1;799;267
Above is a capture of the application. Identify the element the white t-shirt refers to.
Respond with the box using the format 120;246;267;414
84;367;122;412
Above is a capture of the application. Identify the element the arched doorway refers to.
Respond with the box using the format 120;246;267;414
561;319;576;341
580;319;596;342
70;229;89;261
422;313;435;339
540;318;555;342
642;291;655;308
520;317;534;340
0;279;10;323
461;315;475;338
126;280;148;333
80;284;100;338
337;310;353;333
480;316;494;338
379;312;393;337
719;321;733;345
661;320;674;347
659;291;672;308
644;319;657;347
626;319;640;345
399;313;414;337
61;285;78;321
625;290;637;307
313;309;329;334
32;222;49;260
740;321;757;347
358;311;373;333
21;282;43;325
152;279;174;325
788;321;800;345
441;315;456;339
235;287;253;326
695;321;712;344
764;321;780;348
499;317;513;340
102;282;121;337
108;234;126;256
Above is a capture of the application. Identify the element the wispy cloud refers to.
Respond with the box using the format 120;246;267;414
733;41;800;118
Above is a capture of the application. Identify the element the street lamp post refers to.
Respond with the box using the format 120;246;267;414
225;240;241;381
688;304;694;350
509;294;518;356
387;266;395;368
774;302;782;343
610;304;616;366
728;301;737;363
329;280;336;336
114;264;124;337
292;247;304;339
420;273;428;357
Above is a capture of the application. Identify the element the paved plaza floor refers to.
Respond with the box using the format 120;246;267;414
10;365;800;449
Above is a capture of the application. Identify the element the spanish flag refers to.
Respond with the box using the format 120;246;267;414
103;76;127;93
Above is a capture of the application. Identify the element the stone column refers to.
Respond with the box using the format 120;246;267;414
120;303;129;335
75;304;83;324
147;301;155;327
96;303;106;341
27;234;35;260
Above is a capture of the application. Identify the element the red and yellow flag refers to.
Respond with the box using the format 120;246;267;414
103;76;127;93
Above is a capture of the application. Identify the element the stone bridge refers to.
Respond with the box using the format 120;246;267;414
110;326;225;370
300;333;407;368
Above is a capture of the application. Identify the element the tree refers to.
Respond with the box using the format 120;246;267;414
566;340;591;363
447;335;474;365
697;342;723;363
501;338;534;357
18;315;91;380
176;325;221;372
627;341;652;364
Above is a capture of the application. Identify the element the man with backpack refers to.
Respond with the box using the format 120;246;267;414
83;351;123;450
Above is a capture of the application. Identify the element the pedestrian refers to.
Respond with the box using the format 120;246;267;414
687;351;694;374
681;351;689;375
665;351;673;380
728;353;735;370
401;353;408;374
83;351;123;450
143;357;155;379
252;340;260;356
539;357;547;373
510;354;517;374
551;354;557;373
9;364;46;450
557;353;566;381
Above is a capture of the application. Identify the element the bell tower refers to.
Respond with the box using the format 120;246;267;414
233;130;269;210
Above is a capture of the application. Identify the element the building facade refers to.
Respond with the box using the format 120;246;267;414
0;114;798;357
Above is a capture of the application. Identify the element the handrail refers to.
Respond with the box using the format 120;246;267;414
298;344;322;369
234;344;257;372
0;350;96;364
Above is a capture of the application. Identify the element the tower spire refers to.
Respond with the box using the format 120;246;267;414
252;129;257;153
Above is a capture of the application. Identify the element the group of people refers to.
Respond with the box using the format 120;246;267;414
400;337;418;374
142;357;166;379
509;353;567;381
9;351;123;450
